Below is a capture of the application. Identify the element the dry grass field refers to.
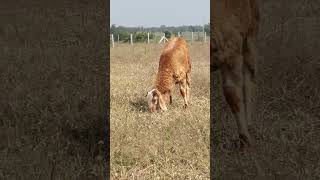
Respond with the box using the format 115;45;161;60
1;2;107;179
110;42;210;179
211;1;320;179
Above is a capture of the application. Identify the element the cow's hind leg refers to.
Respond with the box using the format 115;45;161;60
243;66;255;127
243;37;257;126
221;57;253;148
243;37;258;80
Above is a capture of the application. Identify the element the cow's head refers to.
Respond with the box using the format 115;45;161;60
146;89;167;112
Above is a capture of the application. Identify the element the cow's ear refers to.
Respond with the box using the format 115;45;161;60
158;94;167;111
154;89;161;96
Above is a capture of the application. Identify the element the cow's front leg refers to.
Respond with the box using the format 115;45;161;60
221;57;253;149
186;72;191;103
179;79;189;108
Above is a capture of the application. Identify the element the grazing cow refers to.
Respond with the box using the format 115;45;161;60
211;0;260;148
147;37;191;112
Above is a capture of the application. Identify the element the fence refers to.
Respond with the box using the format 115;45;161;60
110;31;208;48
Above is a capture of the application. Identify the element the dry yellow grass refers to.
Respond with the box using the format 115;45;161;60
110;42;210;179
211;2;320;178
1;2;107;179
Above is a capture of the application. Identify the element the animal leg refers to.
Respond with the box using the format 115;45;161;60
243;65;255;127
179;79;189;108
243;37;257;126
186;72;191;103
221;57;253;148
243;37;258;80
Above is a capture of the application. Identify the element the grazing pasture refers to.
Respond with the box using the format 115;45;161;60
110;42;210;179
211;0;320;179
0;2;107;179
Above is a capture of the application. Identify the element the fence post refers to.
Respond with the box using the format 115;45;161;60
147;32;150;44
130;34;133;46
191;32;194;44
111;34;114;48
203;25;205;42
163;33;166;43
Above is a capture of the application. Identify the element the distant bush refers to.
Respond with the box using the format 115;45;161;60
164;30;171;39
119;31;130;42
134;32;148;42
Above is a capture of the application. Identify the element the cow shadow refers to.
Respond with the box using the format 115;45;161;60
129;97;149;112
60;120;106;158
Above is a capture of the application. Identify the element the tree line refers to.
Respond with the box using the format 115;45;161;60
110;24;210;43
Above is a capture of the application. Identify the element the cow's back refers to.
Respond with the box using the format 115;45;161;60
159;37;190;73
212;0;260;37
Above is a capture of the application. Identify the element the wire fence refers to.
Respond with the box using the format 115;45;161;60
110;31;208;48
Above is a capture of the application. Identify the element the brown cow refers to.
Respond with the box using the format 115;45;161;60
147;37;191;112
211;0;260;148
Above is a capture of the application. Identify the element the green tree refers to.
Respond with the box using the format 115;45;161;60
119;31;130;42
110;24;117;34
135;32;147;42
164;30;171;39
204;23;210;35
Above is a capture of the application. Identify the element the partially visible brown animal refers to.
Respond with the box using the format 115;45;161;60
211;0;260;148
147;37;191;112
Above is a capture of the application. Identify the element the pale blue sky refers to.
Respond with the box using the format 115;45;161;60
111;0;210;27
